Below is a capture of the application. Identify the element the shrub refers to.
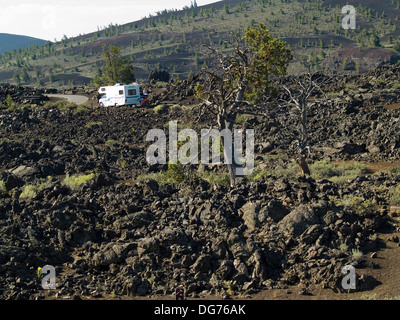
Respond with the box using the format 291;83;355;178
165;162;186;183
351;248;363;260
6;94;13;108
393;40;400;53
339;241;348;253
62;173;95;190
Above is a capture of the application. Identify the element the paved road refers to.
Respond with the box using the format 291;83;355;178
46;94;89;105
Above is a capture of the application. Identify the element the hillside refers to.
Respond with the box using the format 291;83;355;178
1;0;400;88
0;33;47;55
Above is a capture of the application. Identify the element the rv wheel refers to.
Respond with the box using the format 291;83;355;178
99;102;104;107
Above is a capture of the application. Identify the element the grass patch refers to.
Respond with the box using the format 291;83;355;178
262;152;285;162
105;139;122;147
6;104;27;112
137;163;187;185
138;168;231;187
0;180;6;196
240;159;367;183
43;100;90;114
197;170;230;186
234;113;250;126
85;121;103;129
387;166;400;176
138;163;232;187
329;194;375;216
169;104;195;115
154;104;166;113
246;160;298;182
43;100;77;110
361;293;377;300
19;181;48;199
75;104;91;114
153;81;169;88
0;138;14;145
326;91;341;99
274;161;301;178
389;185;400;206
310;160;367;184
245;168;273;182
62;173;95;190
120;159;127;168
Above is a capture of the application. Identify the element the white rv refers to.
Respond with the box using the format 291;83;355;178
98;83;141;107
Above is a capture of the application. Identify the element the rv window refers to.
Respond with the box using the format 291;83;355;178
128;89;137;96
119;90;124;95
100;88;106;92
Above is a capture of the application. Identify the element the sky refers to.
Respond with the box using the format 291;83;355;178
0;0;220;41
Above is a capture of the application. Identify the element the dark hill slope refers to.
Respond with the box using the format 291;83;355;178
0;33;47;54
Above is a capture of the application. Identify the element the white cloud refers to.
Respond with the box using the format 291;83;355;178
0;1;220;41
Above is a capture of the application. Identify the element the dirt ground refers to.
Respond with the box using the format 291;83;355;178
250;230;400;300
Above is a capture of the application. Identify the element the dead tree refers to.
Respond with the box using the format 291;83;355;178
196;43;249;186
280;72;330;176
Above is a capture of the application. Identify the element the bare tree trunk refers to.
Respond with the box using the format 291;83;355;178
297;99;311;176
299;98;308;153
220;115;237;187
225;150;237;187
220;85;246;187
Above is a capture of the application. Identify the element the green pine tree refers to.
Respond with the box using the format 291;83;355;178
101;45;135;85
